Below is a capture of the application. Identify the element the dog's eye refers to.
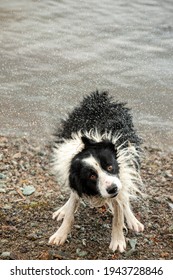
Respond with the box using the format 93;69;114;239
89;174;97;181
107;165;113;172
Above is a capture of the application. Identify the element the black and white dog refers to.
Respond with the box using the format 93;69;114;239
49;91;144;252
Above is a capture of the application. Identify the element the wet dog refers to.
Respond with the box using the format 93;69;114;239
49;91;144;252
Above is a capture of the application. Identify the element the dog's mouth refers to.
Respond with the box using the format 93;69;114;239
110;192;118;198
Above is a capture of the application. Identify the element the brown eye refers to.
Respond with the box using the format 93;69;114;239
89;174;97;181
107;165;113;172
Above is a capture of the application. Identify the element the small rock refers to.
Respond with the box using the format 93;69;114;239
0;173;6;179
76;248;88;257
0;182;6;188
30;170;36;176
0;188;6;193
13;152;22;159
103;224;110;229
30;202;38;208
11;160;18;166
3;204;12;210
82;239;87;246
129;238;137;250
38;241;45;246
22;185;36;196
165;170;172;178
27;233;38;241
74;225;81;230
168;202;173;210
1;252;11;259
59;194;66;201
31;222;37;227
38;151;45;156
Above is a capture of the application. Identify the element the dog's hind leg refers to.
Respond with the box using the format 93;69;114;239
49;191;80;246
109;200;126;253
123;201;144;232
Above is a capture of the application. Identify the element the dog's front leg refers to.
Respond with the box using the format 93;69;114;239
49;191;80;246
123;201;144;232
109;200;126;253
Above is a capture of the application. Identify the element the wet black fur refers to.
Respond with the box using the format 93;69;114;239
55;90;142;148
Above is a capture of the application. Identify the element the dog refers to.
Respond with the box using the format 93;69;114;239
49;90;144;252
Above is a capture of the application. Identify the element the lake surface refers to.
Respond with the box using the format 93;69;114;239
0;0;173;150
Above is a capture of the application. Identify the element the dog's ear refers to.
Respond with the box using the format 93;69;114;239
69;172;82;197
107;142;117;152
69;160;82;197
105;141;118;157
81;136;96;147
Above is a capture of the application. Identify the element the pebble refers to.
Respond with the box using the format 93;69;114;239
165;170;172;178
13;152;22;159
38;151;45;156
76;248;88;257
0;182;6;187
30;170;36;176
168;203;173;210
22;185;36;196
0;173;6;179
74;225;81;230
27;233;38;241
0;188;6;193
103;224;110;229
11;160;18;166
3;204;12;210
0;164;10;171
129;238;137;250
1;252;11;259
38;241;45;246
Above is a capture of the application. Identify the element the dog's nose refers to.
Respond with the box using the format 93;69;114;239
106;184;118;196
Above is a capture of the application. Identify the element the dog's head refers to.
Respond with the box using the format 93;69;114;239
69;136;122;198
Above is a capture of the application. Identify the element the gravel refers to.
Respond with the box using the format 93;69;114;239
0;136;172;260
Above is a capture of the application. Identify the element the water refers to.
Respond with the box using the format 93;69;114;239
0;0;173;150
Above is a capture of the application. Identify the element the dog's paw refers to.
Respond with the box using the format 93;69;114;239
109;235;126;253
49;229;68;246
127;219;144;233
52;207;66;221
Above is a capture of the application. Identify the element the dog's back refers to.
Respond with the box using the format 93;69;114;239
55;90;142;148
